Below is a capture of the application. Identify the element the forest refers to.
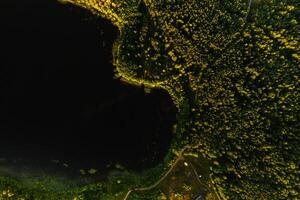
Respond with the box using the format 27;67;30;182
0;0;299;199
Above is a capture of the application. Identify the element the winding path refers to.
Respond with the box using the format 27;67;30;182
122;149;186;200
245;0;253;21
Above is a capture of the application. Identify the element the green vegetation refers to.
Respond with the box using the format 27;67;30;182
1;0;299;199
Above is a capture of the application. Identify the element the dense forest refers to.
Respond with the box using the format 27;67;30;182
0;0;299;199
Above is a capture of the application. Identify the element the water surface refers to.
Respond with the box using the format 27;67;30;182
0;0;177;182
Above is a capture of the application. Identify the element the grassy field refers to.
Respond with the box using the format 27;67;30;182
1;0;299;199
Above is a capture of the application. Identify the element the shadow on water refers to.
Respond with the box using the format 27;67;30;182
0;0;177;184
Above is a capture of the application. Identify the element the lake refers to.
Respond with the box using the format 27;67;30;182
0;0;177;182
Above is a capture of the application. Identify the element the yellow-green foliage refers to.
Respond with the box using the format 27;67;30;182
14;0;300;199
62;0;299;199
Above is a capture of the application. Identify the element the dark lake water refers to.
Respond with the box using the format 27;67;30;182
0;0;176;179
